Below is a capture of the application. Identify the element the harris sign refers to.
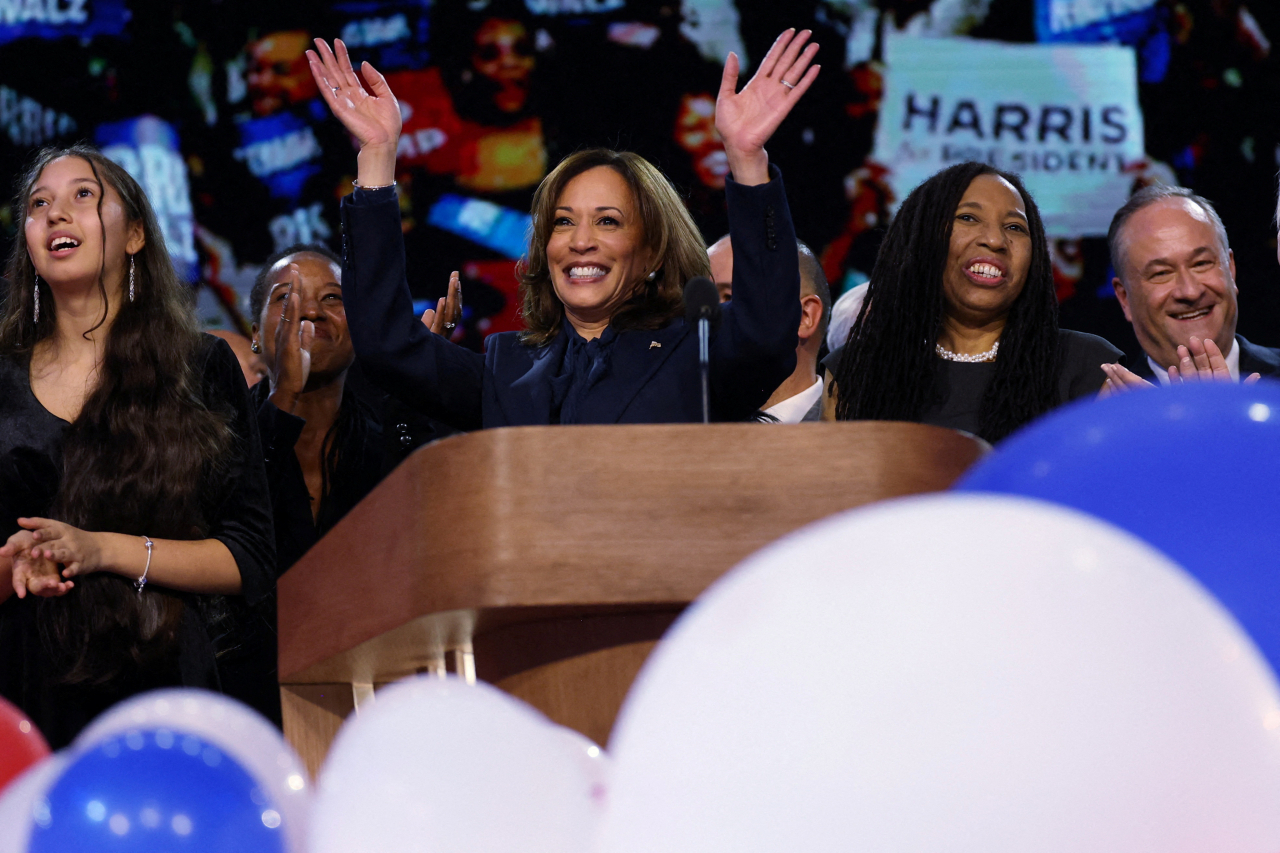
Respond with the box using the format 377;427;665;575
874;36;1144;236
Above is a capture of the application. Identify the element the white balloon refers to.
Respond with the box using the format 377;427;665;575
73;689;309;853
547;724;611;814
0;753;67;852
600;494;1280;853
311;675;603;853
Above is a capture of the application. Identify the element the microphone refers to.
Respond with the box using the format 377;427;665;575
683;276;721;327
684;277;721;424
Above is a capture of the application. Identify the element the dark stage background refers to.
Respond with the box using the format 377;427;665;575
2;0;1278;360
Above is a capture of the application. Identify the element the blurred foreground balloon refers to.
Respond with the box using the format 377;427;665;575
0;755;67;852
75;689;309;853
600;494;1280;853
0;696;50;794
311;675;606;853
957;382;1280;672
28;730;285;852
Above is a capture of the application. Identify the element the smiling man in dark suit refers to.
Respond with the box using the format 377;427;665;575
1104;185;1280;388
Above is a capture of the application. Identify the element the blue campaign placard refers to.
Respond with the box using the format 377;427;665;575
96;115;199;281
1035;0;1160;45
233;106;326;201
333;0;432;72
427;194;531;259
0;0;131;45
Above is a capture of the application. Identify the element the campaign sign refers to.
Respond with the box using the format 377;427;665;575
232;102;327;202
334;0;432;72
96;115;198;280
873;36;1144;236
427;194;531;259
0;0;130;44
1035;0;1160;45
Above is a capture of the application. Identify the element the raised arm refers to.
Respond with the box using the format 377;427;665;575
708;30;818;419
308;39;484;429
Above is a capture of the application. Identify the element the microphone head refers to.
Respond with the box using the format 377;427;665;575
683;276;721;325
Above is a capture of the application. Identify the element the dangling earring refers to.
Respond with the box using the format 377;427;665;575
32;275;40;324
128;254;136;303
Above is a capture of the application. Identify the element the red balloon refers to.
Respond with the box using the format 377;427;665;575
0;696;49;793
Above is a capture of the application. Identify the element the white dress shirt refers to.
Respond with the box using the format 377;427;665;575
762;376;824;424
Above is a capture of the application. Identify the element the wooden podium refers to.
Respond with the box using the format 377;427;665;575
277;422;984;775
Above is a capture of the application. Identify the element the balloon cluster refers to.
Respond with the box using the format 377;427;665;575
2;383;1277;852
0;690;309;853
0;679;608;853
597;381;1280;851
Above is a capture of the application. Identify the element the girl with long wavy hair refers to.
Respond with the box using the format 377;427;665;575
0;145;274;746
828;161;1122;443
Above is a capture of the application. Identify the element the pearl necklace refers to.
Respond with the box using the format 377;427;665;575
936;341;999;363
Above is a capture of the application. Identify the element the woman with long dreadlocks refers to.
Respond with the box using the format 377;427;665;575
826;161;1122;443
0;145;274;745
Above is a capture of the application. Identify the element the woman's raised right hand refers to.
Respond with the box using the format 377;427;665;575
307;39;401;186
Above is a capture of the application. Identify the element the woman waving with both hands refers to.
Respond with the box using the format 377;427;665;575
307;29;819;428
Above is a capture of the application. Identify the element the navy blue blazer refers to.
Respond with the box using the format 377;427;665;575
1128;334;1280;380
340;170;801;430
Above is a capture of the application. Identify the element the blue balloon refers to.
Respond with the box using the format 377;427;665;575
28;730;286;853
957;381;1280;673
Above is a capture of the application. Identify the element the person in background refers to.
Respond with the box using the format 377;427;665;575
1099;185;1277;392
308;29;819;428
826;161;1121;442
208;328;267;387
0;145;275;745
248;244;400;575
826;281;869;353
709;236;831;422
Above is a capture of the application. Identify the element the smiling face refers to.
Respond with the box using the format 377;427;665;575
546;166;654;332
25;155;143;297
253;252;354;386
246;30;318;117
1113;198;1238;370
941;173;1032;328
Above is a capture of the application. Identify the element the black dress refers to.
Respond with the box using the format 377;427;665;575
825;329;1123;438
0;336;275;747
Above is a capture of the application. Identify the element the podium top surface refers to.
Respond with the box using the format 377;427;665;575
277;422;983;680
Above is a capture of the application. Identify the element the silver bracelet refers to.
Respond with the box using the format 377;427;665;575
352;179;397;190
134;536;153;596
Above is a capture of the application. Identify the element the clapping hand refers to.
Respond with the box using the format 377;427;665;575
1100;336;1260;397
268;265;314;414
1;519;88;599
715;28;821;186
1168;336;1261;385
307;38;401;187
421;271;462;338
1099;362;1154;397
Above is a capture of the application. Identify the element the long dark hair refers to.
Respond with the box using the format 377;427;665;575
250;243;370;528
832;161;1060;442
1;144;232;684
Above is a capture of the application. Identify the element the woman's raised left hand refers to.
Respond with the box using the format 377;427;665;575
716;28;820;186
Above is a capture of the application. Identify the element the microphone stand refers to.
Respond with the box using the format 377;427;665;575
698;315;711;424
